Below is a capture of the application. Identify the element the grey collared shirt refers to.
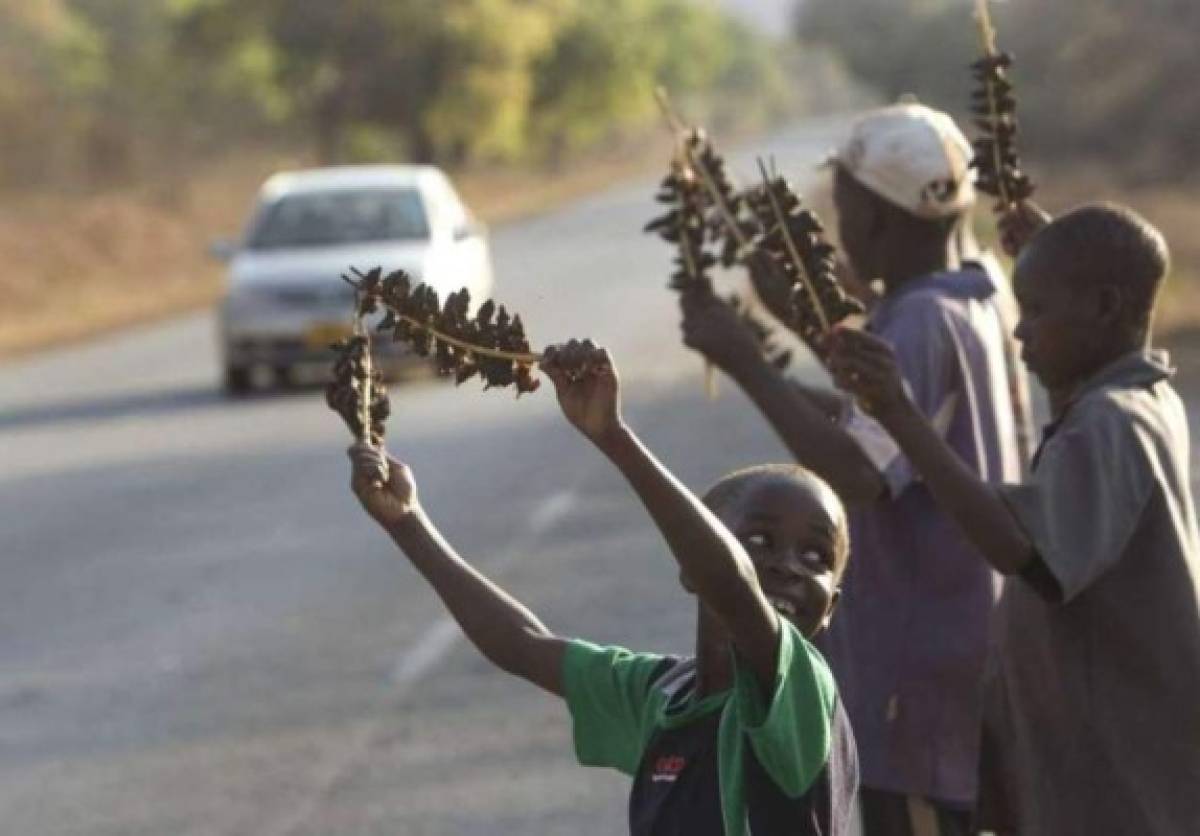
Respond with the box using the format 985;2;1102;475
819;270;1023;805
983;350;1200;835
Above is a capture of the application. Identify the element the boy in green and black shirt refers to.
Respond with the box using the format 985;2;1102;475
349;341;858;835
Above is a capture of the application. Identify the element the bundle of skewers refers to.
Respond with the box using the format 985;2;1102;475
645;90;862;370
326;268;548;448
745;162;864;351
969;0;1035;214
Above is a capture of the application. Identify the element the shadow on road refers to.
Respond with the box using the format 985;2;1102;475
0;369;447;433
0;385;300;431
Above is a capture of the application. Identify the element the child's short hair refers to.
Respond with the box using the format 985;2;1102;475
1030;203;1171;325
703;464;850;568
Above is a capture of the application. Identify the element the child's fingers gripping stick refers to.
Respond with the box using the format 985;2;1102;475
349;441;389;489
539;341;587;392
828;330;889;386
348;443;418;527
999;200;1052;258
538;344;566;388
539;340;622;444
828;329;905;415
541;340;613;385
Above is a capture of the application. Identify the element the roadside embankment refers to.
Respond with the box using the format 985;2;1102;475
0;137;673;361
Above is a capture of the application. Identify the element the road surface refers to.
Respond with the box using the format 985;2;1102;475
0;121;847;835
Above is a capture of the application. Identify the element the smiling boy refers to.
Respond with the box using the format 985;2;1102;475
829;204;1200;834
349;340;858;835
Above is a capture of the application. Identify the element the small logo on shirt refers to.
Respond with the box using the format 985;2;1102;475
651;755;687;783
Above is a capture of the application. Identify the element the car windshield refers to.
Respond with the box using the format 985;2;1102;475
247;188;429;249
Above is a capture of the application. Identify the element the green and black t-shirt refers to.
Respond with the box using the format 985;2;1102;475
563;622;858;835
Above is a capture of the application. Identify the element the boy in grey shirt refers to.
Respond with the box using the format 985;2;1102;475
830;203;1200;834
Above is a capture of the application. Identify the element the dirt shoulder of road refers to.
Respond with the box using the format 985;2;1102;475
0;136;674;362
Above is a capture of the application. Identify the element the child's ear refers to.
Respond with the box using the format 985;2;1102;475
1095;283;1124;327
867;200;887;240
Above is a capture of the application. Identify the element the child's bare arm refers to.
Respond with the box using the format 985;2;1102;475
827;330;1037;574
541;342;780;684
679;291;885;504
349;444;566;696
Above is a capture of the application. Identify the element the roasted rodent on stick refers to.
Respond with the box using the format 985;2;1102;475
747;165;864;349
326;267;546;445
969;0;1035;213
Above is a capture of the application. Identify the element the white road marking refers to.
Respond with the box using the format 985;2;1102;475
389;486;579;689
264;485;581;836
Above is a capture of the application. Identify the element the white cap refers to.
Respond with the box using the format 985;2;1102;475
826;102;976;220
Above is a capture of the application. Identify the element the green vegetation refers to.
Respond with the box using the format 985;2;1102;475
796;0;1200;184
0;0;798;191
797;0;1200;331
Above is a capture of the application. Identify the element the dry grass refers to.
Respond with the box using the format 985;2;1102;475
0;150;298;358
0;137;674;360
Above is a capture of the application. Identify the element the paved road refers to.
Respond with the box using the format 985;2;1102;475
0;122;848;835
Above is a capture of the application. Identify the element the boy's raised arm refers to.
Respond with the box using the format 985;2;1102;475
679;291;886;505
349;444;567;696
827;329;1037;574
541;342;780;685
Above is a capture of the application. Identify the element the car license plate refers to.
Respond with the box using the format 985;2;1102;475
306;322;353;349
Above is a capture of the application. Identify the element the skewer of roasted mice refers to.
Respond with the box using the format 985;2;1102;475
746;162;864;351
969;0;1035;214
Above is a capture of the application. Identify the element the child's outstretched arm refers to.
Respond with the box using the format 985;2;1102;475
827;329;1036;574
678;290;886;504
348;444;567;696
540;341;780;684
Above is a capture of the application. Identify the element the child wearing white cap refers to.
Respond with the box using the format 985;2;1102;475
681;102;1031;836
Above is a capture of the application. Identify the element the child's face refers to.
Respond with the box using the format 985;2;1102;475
724;477;847;639
1012;248;1111;393
833;171;875;283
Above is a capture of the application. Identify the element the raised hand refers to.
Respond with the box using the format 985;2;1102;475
826;328;907;418
540;340;623;446
679;288;763;374
348;442;419;528
745;251;794;325
998;200;1052;258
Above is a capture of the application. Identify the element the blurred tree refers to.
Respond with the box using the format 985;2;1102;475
530;0;680;162
69;0;186;180
172;0;424;163
530;0;788;162
0;0;794;187
421;0;564;164
0;0;101;187
795;0;1200;182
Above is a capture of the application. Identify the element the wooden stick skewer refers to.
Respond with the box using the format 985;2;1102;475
755;159;832;335
351;293;389;483
974;0;1014;210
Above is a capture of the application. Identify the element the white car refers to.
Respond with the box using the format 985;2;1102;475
213;165;494;394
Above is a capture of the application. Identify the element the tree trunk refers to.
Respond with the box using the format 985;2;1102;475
407;123;437;164
313;94;345;165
